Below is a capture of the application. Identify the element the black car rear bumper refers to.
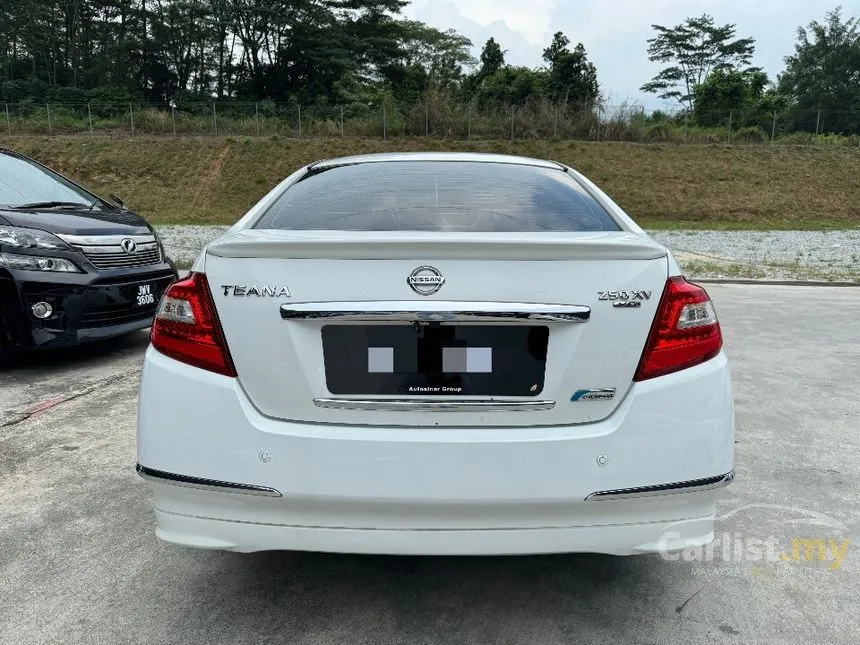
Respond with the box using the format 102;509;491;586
0;265;177;351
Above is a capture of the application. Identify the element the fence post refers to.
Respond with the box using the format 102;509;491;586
87;103;93;134
172;106;177;136
297;104;302;138
129;103;135;137
213;103;218;135
425;99;429;136
510;107;515;141
467;105;471;140
727;110;732;142
815;108;821;141
4;103;10;135
254;102;259;135
383;103;387;140
340;106;344;137
46;104;52;135
771;112;777;141
595;105;601;141
684;113;689;144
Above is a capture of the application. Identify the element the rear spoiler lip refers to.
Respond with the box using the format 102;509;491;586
206;231;668;262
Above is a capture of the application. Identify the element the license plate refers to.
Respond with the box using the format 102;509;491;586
322;325;549;396
133;283;156;307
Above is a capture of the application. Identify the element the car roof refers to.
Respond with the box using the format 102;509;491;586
308;152;565;172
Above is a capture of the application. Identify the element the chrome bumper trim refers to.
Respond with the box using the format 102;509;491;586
585;470;735;501
281;301;590;323
313;398;556;412
136;464;282;497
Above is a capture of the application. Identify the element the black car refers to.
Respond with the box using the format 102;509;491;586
0;148;177;357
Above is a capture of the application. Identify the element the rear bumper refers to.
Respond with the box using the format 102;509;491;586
149;493;722;556
137;348;734;555
0;266;176;350
138;465;732;555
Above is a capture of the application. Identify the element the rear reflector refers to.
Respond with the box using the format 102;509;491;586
634;277;722;381
151;272;236;376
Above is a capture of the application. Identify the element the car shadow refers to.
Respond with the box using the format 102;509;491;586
0;330;151;373
164;549;675;640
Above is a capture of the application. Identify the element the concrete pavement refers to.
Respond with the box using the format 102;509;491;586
1;285;858;645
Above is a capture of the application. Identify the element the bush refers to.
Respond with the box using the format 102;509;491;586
816;133;860;147
641;123;670;142
733;126;767;143
777;131;817;146
50;86;89;105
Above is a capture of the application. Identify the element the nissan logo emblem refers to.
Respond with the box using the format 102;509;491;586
120;238;138;254
407;266;445;296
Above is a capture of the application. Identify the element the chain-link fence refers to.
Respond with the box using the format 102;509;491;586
2;101;860;146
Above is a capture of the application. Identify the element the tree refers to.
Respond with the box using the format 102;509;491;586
541;32;598;106
778;7;860;115
379;20;473;101
1;0;614;122
460;36;504;99
474;66;545;108
692;68;767;125
641;14;757;111
479;37;504;78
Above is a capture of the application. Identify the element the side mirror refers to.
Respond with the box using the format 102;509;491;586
110;193;126;209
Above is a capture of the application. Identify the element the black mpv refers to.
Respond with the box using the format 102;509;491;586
0;149;177;357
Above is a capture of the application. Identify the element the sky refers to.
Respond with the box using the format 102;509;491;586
403;0;860;110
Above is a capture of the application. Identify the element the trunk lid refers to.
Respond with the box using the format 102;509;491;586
205;230;668;427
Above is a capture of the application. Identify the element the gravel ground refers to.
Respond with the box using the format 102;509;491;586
157;225;860;282
650;230;860;282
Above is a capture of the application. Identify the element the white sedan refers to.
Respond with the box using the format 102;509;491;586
137;152;734;555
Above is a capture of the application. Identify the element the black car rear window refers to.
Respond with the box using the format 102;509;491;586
254;161;620;232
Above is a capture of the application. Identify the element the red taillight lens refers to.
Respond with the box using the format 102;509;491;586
151;272;236;377
634;277;722;381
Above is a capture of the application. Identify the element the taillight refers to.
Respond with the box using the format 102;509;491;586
634;277;722;381
151;272;237;376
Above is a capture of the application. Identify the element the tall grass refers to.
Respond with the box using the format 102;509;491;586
2;101;860;147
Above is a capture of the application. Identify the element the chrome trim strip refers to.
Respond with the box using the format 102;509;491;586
57;234;156;245
136;464;282;497
313;398;556;412
585;470;735;501
76;242;158;254
282;301;590;323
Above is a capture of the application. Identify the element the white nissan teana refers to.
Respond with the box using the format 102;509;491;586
137;152;734;556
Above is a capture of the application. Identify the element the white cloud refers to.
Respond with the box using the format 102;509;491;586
408;0;555;45
405;0;544;69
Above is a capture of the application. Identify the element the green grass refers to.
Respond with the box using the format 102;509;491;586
682;260;770;279
2;135;859;230
682;258;860;282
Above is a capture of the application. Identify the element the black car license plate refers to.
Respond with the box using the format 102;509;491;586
132;282;156;307
322;324;549;396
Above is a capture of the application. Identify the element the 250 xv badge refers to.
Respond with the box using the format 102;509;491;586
598;289;652;309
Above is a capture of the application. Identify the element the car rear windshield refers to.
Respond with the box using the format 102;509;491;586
0;153;98;207
254;161;620;232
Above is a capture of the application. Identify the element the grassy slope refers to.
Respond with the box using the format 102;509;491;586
2;135;859;229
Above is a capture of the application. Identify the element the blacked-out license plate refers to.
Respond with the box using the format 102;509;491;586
322;324;549;396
